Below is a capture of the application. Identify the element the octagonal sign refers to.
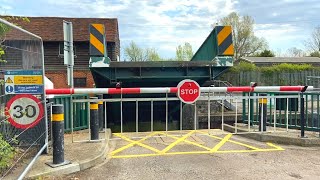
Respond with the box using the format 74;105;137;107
177;79;201;104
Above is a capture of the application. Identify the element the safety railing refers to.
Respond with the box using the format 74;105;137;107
242;92;320;132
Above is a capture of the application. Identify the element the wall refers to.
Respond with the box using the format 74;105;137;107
46;70;95;88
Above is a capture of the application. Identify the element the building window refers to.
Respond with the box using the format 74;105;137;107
74;78;87;87
59;42;77;57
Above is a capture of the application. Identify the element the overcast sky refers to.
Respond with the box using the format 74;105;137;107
1;0;320;59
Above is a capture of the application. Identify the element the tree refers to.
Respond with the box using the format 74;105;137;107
310;51;320;57
124;41;144;61
286;47;305;57
219;12;268;60
146;48;161;61
176;42;193;61
255;49;275;57
304;26;320;53
124;41;162;61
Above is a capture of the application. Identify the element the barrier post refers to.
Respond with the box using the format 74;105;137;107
259;94;267;132
46;104;70;167
96;94;104;131
300;94;305;138
90;97;99;140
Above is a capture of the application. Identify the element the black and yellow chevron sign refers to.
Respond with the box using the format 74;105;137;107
90;24;105;56
216;26;234;56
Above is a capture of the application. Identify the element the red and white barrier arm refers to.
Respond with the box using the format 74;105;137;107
45;86;313;95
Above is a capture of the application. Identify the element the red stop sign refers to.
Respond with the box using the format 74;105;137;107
177;79;201;104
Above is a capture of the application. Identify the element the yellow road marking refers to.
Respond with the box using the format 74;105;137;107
267;143;285;150
197;130;260;150
110;130;285;159
112;132;160;155
112;147;284;159
211;134;232;152
158;132;212;151
160;130;195;154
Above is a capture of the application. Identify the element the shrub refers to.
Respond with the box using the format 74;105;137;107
0;134;16;174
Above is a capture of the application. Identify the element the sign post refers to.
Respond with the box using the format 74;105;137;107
177;79;201;104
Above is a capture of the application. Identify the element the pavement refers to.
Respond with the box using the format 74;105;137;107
24;129;111;179
223;123;320;146
15;125;320;179
64;130;320;180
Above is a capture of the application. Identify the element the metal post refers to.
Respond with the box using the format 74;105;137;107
120;91;123;133
96;94;104;131
90;97;99;140
51;104;65;165
259;94;267;132
104;101;107;139
136;100;138;133
194;101;197;131
235;97;238;134
208;90;211;134
180;101;182;133
286;98;289;132
248;94;251;132
151;100;153;132
166;92;168;133
222;99;224;132
274;97;277;132
300;94;305;138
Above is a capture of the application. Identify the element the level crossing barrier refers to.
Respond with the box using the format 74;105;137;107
46;85;315;139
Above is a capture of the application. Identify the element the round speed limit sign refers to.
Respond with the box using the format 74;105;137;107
5;94;44;129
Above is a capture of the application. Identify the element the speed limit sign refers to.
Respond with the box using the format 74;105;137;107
5;94;44;129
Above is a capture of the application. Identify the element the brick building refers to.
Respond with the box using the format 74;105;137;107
2;16;120;88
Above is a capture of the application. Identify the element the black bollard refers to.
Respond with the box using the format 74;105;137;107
52;104;65;165
259;94;267;132
300;95;305;138
96;94;104;131
90;97;99;140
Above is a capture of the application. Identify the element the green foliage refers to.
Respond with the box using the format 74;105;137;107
124;41;162;61
230;61;257;72
310;51;320;57
0;134;16;173
255;49;275;57
219;12;268;60
261;63;313;74
176;42;193;61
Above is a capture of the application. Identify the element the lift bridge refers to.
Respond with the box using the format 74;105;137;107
89;25;234;132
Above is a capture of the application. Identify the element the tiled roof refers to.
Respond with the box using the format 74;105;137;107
241;57;320;63
3;16;119;42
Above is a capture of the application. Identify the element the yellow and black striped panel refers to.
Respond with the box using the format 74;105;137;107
216;26;234;56
90;24;105;56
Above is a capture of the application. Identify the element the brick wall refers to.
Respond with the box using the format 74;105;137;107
46;70;94;88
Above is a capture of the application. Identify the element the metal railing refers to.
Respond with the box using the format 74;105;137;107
243;92;320;133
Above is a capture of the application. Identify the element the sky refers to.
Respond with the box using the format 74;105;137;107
1;0;320;59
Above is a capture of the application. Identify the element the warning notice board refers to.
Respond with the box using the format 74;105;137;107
4;70;44;94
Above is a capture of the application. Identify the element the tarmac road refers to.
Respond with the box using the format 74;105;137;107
65;133;320;180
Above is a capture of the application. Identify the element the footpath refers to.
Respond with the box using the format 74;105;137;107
25;129;111;179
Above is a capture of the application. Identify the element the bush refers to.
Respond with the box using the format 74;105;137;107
0;134;16;174
231;61;257;72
